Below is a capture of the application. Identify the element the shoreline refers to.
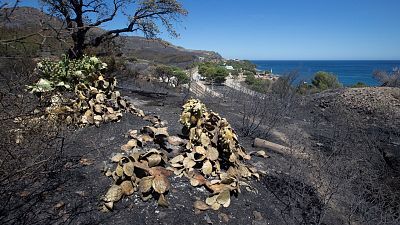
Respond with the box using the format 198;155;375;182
250;60;400;86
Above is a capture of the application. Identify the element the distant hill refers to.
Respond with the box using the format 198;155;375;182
0;7;223;66
118;36;222;67
0;7;61;29
0;7;68;56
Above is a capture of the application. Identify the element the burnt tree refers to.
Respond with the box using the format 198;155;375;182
40;0;187;58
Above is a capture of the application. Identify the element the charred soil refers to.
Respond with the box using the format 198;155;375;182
2;76;400;225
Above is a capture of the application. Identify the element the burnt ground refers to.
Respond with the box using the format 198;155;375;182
21;91;286;225
2;78;400;225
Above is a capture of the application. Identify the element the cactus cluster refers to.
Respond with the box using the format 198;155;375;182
72;75;144;127
170;99;259;210
102;148;171;211
38;74;144;127
179;99;207;128
27;55;107;93
102;99;260;212
101;124;174;211
25;56;144;128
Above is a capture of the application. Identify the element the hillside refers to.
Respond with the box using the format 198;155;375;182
119;36;222;67
2;62;399;224
0;7;222;65
0;7;67;56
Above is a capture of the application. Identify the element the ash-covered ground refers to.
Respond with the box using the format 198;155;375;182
2;77;399;225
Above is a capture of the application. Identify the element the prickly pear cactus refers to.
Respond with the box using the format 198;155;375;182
101;125;173;211
25;57;145;128
180;99;207;128
101;99;261;212
72;75;144;127
172;99;259;209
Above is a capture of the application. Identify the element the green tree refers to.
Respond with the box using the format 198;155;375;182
351;82;368;88
202;66;228;84
311;71;342;90
231;69;239;76
155;65;188;86
198;62;215;75
245;73;257;85
198;62;228;84
226;59;257;74
245;74;271;93
155;65;174;82
198;64;209;76
244;70;255;77
173;69;189;85
213;67;229;84
40;0;187;58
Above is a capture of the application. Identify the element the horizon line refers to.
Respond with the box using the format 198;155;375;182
243;59;400;61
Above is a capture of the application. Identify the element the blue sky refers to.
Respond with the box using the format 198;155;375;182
20;0;400;60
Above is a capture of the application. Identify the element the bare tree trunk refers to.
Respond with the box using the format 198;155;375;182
70;8;87;59
71;31;86;58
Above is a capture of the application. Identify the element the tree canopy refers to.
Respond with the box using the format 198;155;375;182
226;59;256;74
311;71;342;90
40;0;187;58
155;64;189;86
244;73;271;93
198;62;229;84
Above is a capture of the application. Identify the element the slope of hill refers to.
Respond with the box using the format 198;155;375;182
119;36;222;67
0;7;223;65
0;7;61;28
0;7;68;56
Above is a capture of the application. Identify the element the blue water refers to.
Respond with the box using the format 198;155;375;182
251;60;400;86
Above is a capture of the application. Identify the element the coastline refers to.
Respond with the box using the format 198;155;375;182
250;60;400;86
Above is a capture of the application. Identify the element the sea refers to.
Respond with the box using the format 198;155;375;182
251;60;400;86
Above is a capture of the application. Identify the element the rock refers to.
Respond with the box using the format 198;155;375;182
204;213;213;224
75;191;87;197
253;211;263;221
54;201;65;209
218;213;230;223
